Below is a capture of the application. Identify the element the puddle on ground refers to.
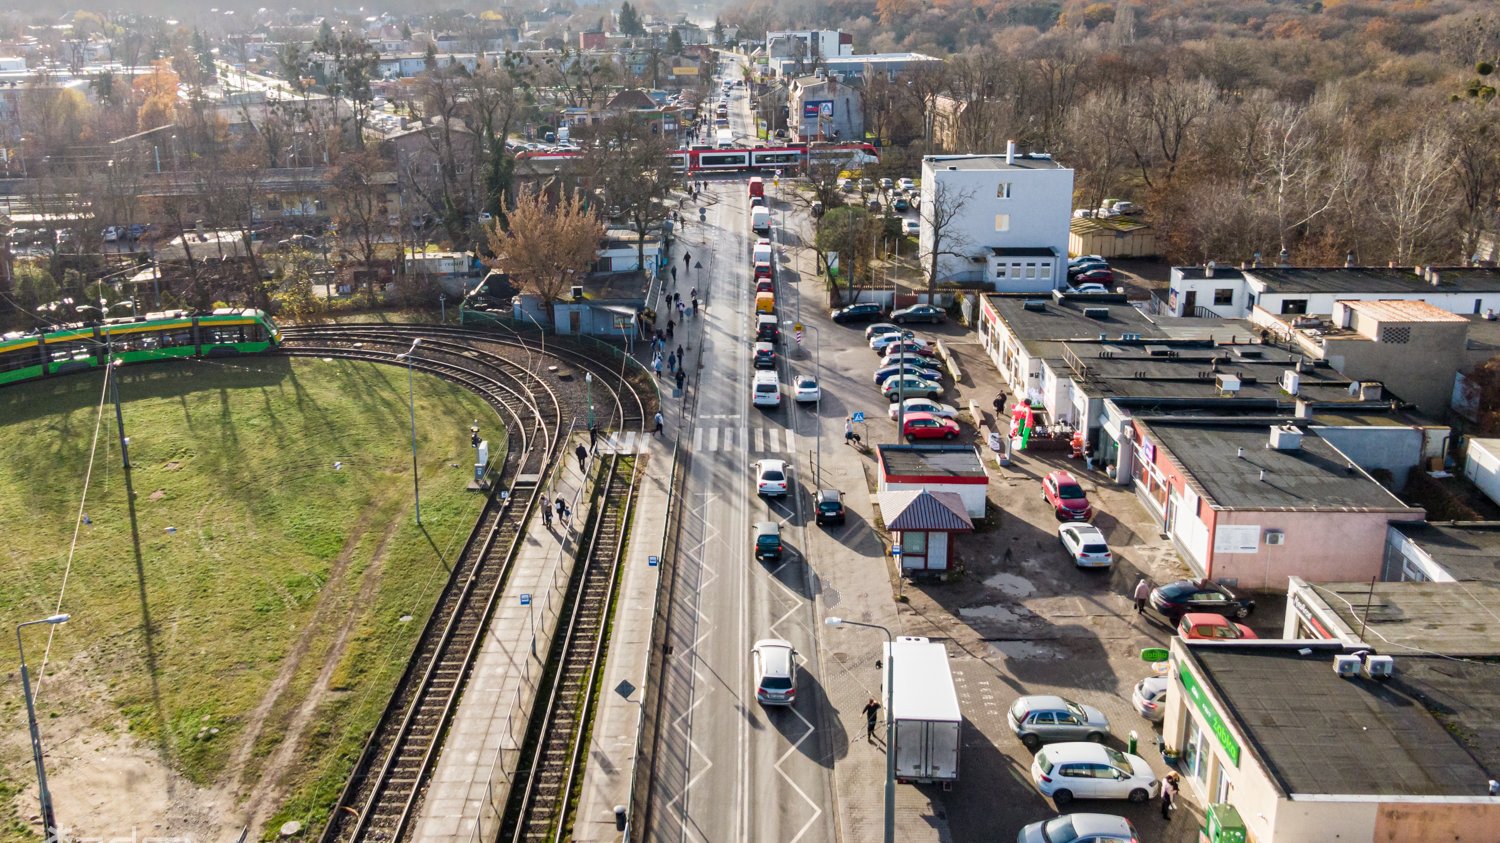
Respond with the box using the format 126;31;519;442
959;604;1024;623
987;640;1065;660
984;571;1036;598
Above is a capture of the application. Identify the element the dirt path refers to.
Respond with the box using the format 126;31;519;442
238;515;403;834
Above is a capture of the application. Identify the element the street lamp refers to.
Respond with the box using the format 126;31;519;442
17;613;70;839
784;319;821;482
824;616;895;843
396;338;423;525
585;371;594;429
894;329;915;437
521;308;547;373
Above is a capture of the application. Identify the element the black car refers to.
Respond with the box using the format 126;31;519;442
754;521;784;561
1149;579;1255;622
815;489;846;525
753;341;777;369
891;304;946;325
832;303;887;324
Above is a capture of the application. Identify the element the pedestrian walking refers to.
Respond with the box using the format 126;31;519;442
668;350;677;372
675;369;686;391
690;286;698;299
845;417;855;445
561;501;572;523
654;411;665;436
671;265;678;283
676;343;684;363
653;355;663;378
575;443;589;470
862;698;881;742
554;496;566;521
992;392;1005;417
667;321;675;340
692;297;699;315
1160;773;1179;820
1133;577;1150;614
542;504;553;529
589;424;599;450
677;300;686;319
683;251;692;270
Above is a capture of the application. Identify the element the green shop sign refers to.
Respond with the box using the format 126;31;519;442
1179;663;1241;767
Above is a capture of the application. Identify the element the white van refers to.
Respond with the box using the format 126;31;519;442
752;239;772;265
752;370;781;407
750;206;771;234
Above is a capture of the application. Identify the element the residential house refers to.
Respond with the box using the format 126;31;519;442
787;75;862;142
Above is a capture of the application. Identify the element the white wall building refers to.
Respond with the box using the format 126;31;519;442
1164;265;1500;319
919;146;1073;293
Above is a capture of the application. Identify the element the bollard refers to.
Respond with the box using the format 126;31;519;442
614;805;627;831
1128;729;1138;756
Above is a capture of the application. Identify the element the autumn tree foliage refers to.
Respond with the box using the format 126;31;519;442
483;188;603;320
133;60;179;131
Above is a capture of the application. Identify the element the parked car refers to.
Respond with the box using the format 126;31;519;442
878;341;937;359
859;178;875;191
1008;695;1111;749
874;360;944;384
878;348;944;370
838;178;853;192
1057;523;1112;567
902;412;961;441
1072;268;1115;285
1178;612;1258;641
815;488;846;525
1030;743;1158;806
753;341;777;369
1070;283;1111;295
751;638;798;705
1149;579;1255;621
794;375;821;403
101;226;124;242
878;177;894;190
904;219;920;236
1042;470;1093;521
1131;675;1169;722
889;398;958;420
898;177;916;191
832;302;887;324
893;197;910;212
1017;814;1139;843
881;376;943;401
870;332;928;352
892;304;946;324
754;521;783;562
755;458;788;496
866;198;881;212
865;322;903;341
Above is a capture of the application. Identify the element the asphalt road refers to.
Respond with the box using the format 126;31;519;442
643;126;838;841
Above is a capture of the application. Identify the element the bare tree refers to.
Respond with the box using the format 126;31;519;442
483;187;603;321
919;181;975;297
583;116;677;274
815;205;883;304
1254;98;1356;258
331;148;395;305
1373;124;1457;265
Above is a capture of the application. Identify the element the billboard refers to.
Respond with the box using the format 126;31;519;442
802;100;834;119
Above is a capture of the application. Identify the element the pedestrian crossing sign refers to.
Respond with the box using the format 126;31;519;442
852;411;865;423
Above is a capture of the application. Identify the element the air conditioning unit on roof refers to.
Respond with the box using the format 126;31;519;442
1364;655;1394;679
1333;655;1360;678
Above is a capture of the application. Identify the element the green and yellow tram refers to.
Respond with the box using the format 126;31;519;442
0;308;281;387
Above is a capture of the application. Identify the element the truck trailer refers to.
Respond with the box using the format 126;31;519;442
883;636;961;786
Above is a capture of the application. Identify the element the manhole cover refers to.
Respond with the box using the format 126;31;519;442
823;587;841;607
615;680;637;699
833;652;849;663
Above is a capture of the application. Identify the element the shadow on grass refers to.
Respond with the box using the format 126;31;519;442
122;462;174;775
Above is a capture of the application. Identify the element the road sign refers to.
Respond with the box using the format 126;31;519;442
649;555;660;568
891;544;902;556
519;593;532;606
852;411;865;423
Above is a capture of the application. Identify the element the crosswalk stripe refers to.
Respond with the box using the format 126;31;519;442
693;427;704;451
708;427;719;451
784;428;796;452
622;432;638;453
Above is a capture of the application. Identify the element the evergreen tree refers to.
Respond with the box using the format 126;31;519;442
618;2;644;37
666;28;684;55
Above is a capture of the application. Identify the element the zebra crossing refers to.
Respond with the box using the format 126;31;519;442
597;431;648;454
691;424;797;454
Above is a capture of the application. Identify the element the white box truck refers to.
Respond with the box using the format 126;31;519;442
750;206;771;234
883;636;960;786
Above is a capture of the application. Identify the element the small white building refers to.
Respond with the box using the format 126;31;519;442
919;146;1073;292
1164;265;1500;320
764;29;852;76
1463;438;1500;508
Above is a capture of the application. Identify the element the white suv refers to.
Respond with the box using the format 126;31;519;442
752;638;797;705
1030;743;1158;806
752;370;781;407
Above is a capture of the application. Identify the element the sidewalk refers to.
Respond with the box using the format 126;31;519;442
410;438;601;843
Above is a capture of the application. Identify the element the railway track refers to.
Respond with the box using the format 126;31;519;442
270;324;649;843
499;453;640;843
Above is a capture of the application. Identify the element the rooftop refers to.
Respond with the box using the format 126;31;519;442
877;489;973;531
877;444;989;479
1189;643;1493;797
1174;265;1246;282
1142;421;1418;511
925;153;1069;173
1341;299;1468;324
1053;340;1359;403
1393;521;1500;584
1306;579;1500;657
989;294;1163;351
1247;266;1500;296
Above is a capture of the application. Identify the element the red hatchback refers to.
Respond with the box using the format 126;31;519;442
901;412;960;441
754;261;774;280
1042;470;1093;521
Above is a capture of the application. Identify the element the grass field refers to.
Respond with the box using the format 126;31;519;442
0;355;503;837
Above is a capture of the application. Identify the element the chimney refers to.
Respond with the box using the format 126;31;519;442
1268;424;1303;451
1358;381;1384;401
1295;398;1313;418
1006;139;1015;165
1278;248;1290;267
1431;269;1442;287
1344;252;1355;268
1205;260;1216;279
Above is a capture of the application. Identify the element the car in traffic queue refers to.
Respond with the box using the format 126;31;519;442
1030;743;1158;807
888;398;958;420
1016;814;1140;843
754;260;774;280
1131;675;1169;722
754;277;775;293
832;302;887;324
755;314;780;343
751;639;798;706
901;412;961;441
873;361;945;386
815;489;846;525
1149;578;1255;622
1008;695;1112;750
881;376;944;402
752;370;781;407
753;521;784;562
753;341;777;369
793;375;821;403
1042;470;1093;521
1057;523;1112;567
755;458;788;496
1178;613;1258;641
891;304;946;324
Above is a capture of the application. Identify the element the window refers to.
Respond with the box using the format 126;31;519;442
995;214;1010;232
1279;298;1308;315
995;182;1011;198
1213;288;1233;306
903;531;927;554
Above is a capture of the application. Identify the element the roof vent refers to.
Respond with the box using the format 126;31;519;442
1082;307;1110;320
1006;138;1015;165
1345;252;1356;268
1144;344;1172;356
1268;424;1302;451
1215;373;1241;394
1205;260;1216;278
1358;381;1383;401
1022;299;1048;312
